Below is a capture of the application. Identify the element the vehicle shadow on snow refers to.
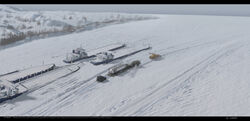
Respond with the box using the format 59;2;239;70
115;66;141;78
101;79;109;83
152;57;164;61
107;59;123;65
115;57;164;78
79;58;96;63
5;93;36;104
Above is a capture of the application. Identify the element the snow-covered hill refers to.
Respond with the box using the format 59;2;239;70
0;5;156;49
1;11;250;116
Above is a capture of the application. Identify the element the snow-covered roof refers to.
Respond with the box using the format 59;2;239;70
0;64;54;82
0;80;14;88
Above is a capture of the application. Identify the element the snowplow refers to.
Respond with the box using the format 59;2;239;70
149;53;161;60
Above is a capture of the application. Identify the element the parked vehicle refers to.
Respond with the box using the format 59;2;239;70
108;60;141;77
149;53;161;60
96;76;107;82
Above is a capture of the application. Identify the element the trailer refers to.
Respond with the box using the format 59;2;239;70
108;60;141;77
96;60;141;82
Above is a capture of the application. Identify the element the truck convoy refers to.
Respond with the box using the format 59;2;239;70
96;60;141;82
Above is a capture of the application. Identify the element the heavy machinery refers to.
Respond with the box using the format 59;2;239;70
108;60;140;77
149;53;161;60
96;60;141;82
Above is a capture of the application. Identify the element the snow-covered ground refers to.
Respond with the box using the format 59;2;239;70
1;11;250;116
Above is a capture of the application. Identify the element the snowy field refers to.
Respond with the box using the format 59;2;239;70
1;12;250;116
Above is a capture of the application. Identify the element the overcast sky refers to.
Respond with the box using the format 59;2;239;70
7;4;250;16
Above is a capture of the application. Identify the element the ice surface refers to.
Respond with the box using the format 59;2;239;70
1;10;250;116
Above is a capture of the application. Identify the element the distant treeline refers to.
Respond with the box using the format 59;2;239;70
0;25;75;46
0;16;153;47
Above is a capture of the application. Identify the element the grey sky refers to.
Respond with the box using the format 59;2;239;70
7;4;250;16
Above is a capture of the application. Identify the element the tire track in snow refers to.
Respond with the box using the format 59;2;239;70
124;35;236;69
22;64;119;115
5;36;241;115
94;40;222;114
0;64;78;103
97;37;239;115
0;66;82;114
0;41;120;111
37;81;99;115
7;43;131;115
30;42;168;115
111;40;245;115
132;43;245;115
93;39;224;114
44;35;240;115
33;67;80;92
